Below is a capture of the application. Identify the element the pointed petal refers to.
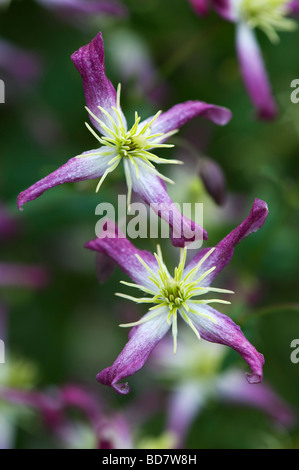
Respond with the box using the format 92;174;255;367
184;198;268;286
17;148;114;210
216;370;296;427
85;220;159;291
128;160;207;247
236;23;278;120
71;32;126;133
186;304;264;383
167;381;206;447
142;101;232;144
97;309;170;394
187;0;210;16
288;0;299;15
211;0;240;21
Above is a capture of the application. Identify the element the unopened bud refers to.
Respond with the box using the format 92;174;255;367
199;158;227;205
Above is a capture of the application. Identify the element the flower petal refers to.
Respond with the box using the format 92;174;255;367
71;32;126;134
128;160;207;247
38;0;128;18
211;0;240;21
216;370;296;427
147;101;232;142
199;157;227;205
97;309;170;394
236;23;278;120
17;148;115;210
85;220;159;291
288;0;299;15
186;304;264;383
184;198;268;286
187;0;210;16
167;381;206;447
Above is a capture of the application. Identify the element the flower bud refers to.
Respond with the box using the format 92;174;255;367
199;157;227;205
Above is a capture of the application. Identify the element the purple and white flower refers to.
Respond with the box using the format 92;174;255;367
17;32;232;246
152;338;295;447
211;0;298;119
86;198;268;394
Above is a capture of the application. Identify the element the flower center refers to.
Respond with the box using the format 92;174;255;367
115;118;153;158
162;278;184;309
81;84;181;208
116;246;234;353
240;0;296;42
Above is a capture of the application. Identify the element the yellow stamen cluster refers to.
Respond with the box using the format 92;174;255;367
241;0;297;42
116;246;234;353
78;84;181;208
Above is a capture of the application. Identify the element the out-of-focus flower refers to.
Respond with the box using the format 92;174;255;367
36;0;128;23
0;382;126;449
17;32;232;246
0;263;49;289
211;0;298;119
152;336;295;448
0;357;38;449
86;198;268;395
289;0;299;14
0;380;173;449
107;29;167;104
0;38;41;86
198;157;227;205
187;0;211;16
0;203;49;290
0;203;19;240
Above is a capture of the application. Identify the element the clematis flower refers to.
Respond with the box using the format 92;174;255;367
151;338;295;448
86;198;268;394
0;382;129;449
211;0;299;119
17;32;232;246
0;381;172;449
